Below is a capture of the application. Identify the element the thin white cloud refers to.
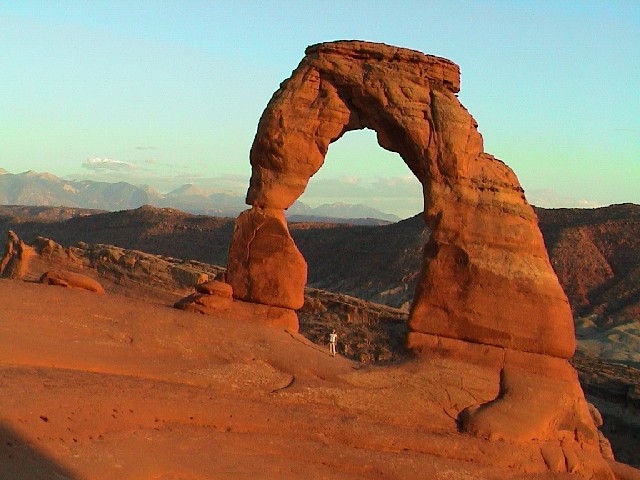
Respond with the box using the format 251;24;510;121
372;175;422;191
338;175;362;185
68;168;251;195
82;157;136;171
526;189;603;209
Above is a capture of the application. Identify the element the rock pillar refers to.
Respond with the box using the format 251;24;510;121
227;207;306;310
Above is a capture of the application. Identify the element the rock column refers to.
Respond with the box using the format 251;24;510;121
226;207;306;310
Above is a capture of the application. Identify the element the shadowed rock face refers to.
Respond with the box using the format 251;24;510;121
231;40;574;359
0;231;35;279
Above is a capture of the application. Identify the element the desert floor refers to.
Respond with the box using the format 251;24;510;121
0;279;607;479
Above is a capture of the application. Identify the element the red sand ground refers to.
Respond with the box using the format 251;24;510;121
0;279;624;479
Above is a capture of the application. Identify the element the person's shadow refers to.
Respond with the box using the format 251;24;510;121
0;422;79;480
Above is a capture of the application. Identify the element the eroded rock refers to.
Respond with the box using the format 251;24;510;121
174;292;299;332
0;232;223;300
195;279;233;297
0;230;35;279
224;40;608;475
227;207;306;310
408;332;613;478
231;40;574;358
40;269;105;293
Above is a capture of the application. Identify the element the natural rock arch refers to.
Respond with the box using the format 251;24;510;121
222;43;619;469
224;41;611;471
228;40;575;359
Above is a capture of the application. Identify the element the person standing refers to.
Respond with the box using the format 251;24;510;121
329;329;337;357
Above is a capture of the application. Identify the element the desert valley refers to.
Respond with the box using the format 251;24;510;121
2;40;639;480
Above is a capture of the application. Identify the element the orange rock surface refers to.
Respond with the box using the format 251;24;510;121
174;292;299;332
0;280;619;479
39;269;105;293
227;207;306;310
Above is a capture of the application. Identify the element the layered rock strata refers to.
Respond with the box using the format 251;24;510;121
0;231;218;299
225;40;610;475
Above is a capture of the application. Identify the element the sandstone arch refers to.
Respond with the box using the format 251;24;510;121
224;43;614;467
229;40;575;359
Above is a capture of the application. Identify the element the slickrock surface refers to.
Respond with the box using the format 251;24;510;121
2;230;637;468
0;279;624;479
1;230;637;473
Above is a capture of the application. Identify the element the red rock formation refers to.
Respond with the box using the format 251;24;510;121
39;269;105;293
174;291;299;332
225;40;609;473
234;40;573;358
0;230;35;279
227;207;306;310
196;279;234;297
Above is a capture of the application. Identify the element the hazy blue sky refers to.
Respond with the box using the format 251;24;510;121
1;1;638;218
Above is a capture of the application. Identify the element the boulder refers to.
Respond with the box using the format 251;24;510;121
174;293;298;332
33;236;65;257
174;292;233;310
195;280;233;298
39;269;105;293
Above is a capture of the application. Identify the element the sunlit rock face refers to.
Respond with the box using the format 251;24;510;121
226;207;306;310
232;40;574;359
222;43;615;471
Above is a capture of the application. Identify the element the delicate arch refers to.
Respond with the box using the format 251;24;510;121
219;41;615;459
229;40;575;359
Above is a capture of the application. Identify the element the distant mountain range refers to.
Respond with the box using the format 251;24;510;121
0;169;400;223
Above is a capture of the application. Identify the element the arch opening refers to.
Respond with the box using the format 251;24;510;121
290;127;428;362
294;128;423;221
